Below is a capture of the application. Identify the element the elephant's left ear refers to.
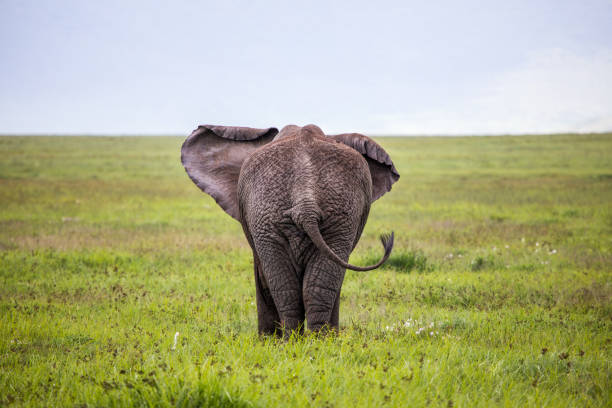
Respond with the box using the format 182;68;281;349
328;133;400;201
181;125;278;220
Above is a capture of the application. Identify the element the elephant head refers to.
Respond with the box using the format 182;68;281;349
181;124;399;222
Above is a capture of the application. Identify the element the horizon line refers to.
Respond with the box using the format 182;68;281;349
1;131;610;138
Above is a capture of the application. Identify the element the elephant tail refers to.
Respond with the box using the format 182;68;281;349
302;221;394;272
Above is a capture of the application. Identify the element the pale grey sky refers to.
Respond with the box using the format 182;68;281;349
1;0;611;135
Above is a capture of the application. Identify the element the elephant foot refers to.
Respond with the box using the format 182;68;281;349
278;318;305;339
257;319;304;339
307;322;339;334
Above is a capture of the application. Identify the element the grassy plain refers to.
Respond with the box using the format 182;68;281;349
0;134;611;407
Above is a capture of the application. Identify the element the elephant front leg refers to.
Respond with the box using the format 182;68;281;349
253;254;281;335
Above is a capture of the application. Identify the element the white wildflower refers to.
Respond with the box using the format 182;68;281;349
505;245;509;249
550;249;557;255
171;332;179;350
535;242;540;247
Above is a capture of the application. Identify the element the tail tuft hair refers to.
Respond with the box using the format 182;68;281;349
379;231;395;260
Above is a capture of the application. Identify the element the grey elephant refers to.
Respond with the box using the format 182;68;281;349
181;124;399;335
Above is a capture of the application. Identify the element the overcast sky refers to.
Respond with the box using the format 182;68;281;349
1;0;611;135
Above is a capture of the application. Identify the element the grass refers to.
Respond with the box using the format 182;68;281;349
0;133;611;407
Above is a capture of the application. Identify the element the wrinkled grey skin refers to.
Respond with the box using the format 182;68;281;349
182;124;399;335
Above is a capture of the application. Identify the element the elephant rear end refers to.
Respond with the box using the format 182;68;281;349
181;123;399;334
237;129;373;267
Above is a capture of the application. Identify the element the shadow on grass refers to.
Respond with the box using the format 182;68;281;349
361;250;431;273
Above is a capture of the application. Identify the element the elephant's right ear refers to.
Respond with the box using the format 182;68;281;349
328;133;400;201
181;125;278;220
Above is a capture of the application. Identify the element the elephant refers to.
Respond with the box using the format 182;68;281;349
181;123;399;335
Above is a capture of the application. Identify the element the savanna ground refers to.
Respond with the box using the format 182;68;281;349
0;134;611;407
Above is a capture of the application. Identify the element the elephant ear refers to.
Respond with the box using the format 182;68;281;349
328;133;400;201
181;125;278;220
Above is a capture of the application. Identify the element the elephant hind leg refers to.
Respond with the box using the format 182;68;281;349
303;251;346;332
257;244;305;336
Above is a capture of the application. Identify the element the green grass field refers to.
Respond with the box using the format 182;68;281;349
1;134;611;407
